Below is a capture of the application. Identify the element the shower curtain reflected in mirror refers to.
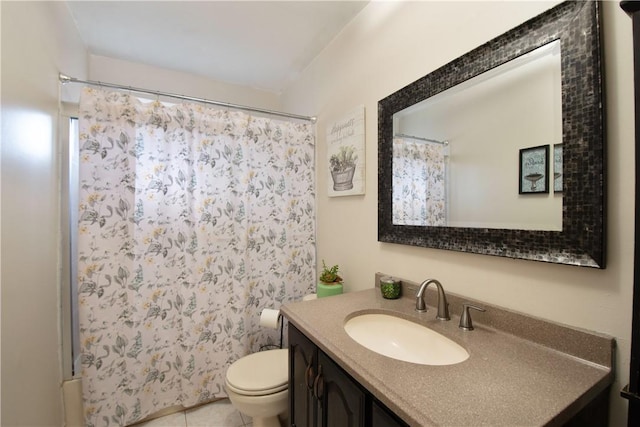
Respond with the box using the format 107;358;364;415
77;87;315;426
392;137;446;226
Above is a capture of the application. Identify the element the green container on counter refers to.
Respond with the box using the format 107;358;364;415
380;276;401;299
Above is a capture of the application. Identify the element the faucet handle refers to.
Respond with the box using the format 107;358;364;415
459;303;486;331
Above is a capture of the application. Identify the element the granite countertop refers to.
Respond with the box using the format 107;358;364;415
281;279;614;427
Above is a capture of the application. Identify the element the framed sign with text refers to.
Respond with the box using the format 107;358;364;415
327;106;365;197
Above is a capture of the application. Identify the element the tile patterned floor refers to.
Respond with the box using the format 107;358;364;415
136;399;251;427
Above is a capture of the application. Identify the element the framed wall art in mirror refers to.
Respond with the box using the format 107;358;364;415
554;144;564;194
519;145;549;195
378;1;605;268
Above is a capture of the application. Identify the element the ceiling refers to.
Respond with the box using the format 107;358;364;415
65;1;369;94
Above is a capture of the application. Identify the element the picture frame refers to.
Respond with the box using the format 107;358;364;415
553;143;563;193
519;145;549;194
327;105;366;197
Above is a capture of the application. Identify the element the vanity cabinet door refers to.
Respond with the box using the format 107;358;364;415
289;324;402;427
371;400;408;427
289;325;317;427
316;351;366;427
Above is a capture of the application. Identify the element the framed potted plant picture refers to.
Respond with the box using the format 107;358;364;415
327;105;366;197
519;145;549;194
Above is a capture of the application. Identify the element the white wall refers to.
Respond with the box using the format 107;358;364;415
281;1;634;425
88;54;281;111
1;1;87;425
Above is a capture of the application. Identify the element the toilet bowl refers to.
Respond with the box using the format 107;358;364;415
225;348;289;427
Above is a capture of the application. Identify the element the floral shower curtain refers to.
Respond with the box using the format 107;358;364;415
77;87;315;426
392;138;446;226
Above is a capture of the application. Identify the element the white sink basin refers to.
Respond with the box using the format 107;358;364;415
344;313;469;366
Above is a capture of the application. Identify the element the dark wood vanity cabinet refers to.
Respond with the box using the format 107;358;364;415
370;400;407;427
289;325;407;427
316;351;366;427
289;324;365;427
290;323;317;427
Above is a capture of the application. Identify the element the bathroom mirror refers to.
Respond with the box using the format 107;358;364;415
378;1;605;268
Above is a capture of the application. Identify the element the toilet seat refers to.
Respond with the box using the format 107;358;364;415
225;349;288;396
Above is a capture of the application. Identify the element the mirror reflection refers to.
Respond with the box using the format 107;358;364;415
392;40;562;231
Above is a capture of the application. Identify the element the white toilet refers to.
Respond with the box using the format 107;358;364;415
225;348;289;427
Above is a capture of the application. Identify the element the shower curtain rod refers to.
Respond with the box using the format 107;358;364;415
59;73;317;123
394;133;448;145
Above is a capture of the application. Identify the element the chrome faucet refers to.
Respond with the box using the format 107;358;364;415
415;279;450;320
